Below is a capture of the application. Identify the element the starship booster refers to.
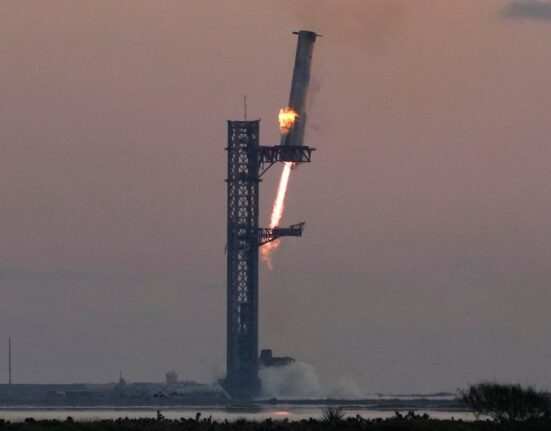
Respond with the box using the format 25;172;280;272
280;30;320;147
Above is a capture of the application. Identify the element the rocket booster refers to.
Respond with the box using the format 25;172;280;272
281;30;318;147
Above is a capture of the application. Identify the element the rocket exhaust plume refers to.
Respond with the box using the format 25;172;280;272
261;109;297;268
269;162;293;230
261;161;293;269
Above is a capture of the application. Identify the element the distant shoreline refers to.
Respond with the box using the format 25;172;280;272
0;397;464;410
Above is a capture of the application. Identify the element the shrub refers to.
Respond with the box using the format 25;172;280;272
460;382;551;423
320;406;345;423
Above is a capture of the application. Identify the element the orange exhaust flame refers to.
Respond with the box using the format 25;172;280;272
261;162;293;269
278;108;298;134
269;162;293;229
262;107;298;269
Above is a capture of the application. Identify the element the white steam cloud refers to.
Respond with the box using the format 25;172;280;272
259;361;365;399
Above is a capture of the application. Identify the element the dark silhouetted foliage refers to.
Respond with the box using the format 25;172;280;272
0;413;550;431
460;382;551;424
320;406;345;423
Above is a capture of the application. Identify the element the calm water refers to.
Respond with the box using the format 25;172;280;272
0;407;473;422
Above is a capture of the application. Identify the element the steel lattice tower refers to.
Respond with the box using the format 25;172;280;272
223;120;313;398
225;121;261;397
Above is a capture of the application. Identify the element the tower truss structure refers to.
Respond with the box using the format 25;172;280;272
224;120;313;398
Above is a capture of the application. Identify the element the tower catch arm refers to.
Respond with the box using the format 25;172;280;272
257;222;305;246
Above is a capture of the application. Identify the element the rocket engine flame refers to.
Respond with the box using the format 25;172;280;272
269;162;293;229
261;107;298;269
261;161;293;269
278;108;298;134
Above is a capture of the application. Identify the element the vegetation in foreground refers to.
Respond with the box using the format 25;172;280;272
0;383;550;430
0;411;550;431
460;382;550;424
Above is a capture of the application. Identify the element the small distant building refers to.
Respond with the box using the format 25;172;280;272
259;349;295;368
165;370;178;385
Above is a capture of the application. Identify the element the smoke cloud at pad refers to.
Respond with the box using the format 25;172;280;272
259;362;365;399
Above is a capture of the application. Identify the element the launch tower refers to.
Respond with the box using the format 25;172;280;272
224;31;318;399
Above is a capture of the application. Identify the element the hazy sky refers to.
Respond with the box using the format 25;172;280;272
1;0;551;393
